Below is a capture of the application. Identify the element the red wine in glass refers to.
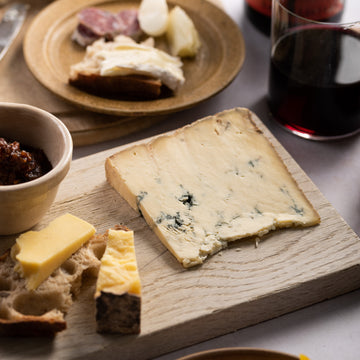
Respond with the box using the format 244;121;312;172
268;25;360;139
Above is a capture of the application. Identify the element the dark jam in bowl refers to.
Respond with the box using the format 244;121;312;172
268;25;360;139
0;138;52;185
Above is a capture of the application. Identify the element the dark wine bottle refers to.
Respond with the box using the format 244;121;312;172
245;0;272;35
245;0;345;36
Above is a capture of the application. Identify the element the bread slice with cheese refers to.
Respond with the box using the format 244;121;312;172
11;214;96;291
0;218;109;337
105;107;320;268
95;226;141;334
69;35;184;99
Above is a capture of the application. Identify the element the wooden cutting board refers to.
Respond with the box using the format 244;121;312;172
1;111;360;359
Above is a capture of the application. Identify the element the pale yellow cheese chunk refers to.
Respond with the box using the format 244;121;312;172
11;213;96;290
95;229;141;297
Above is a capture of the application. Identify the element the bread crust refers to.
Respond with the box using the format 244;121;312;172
69;73;164;100
0;317;66;337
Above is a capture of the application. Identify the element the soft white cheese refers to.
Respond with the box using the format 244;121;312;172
99;43;184;91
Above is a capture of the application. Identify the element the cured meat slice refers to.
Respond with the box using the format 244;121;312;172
72;8;141;47
116;10;141;38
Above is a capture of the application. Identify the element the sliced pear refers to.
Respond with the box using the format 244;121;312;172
138;0;169;37
166;6;201;57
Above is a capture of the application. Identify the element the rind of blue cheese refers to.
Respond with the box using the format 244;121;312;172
105;108;320;267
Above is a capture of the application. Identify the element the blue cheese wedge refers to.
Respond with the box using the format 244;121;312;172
105;108;320;267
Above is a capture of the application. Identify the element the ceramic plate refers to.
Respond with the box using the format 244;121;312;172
177;347;303;360
23;0;245;116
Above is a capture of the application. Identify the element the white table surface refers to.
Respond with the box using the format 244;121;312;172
73;1;360;359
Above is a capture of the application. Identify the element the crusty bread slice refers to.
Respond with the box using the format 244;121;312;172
0;231;108;337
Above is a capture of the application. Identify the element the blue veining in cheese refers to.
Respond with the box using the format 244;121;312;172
105;108;320;267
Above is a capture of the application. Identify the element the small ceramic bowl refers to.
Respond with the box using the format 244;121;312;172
0;102;73;235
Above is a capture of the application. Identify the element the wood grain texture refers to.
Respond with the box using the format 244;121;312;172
0;110;359;359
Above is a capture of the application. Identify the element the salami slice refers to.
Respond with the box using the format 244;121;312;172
72;8;141;47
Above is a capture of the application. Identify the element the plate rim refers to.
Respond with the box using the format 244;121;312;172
23;0;245;116
176;347;301;360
